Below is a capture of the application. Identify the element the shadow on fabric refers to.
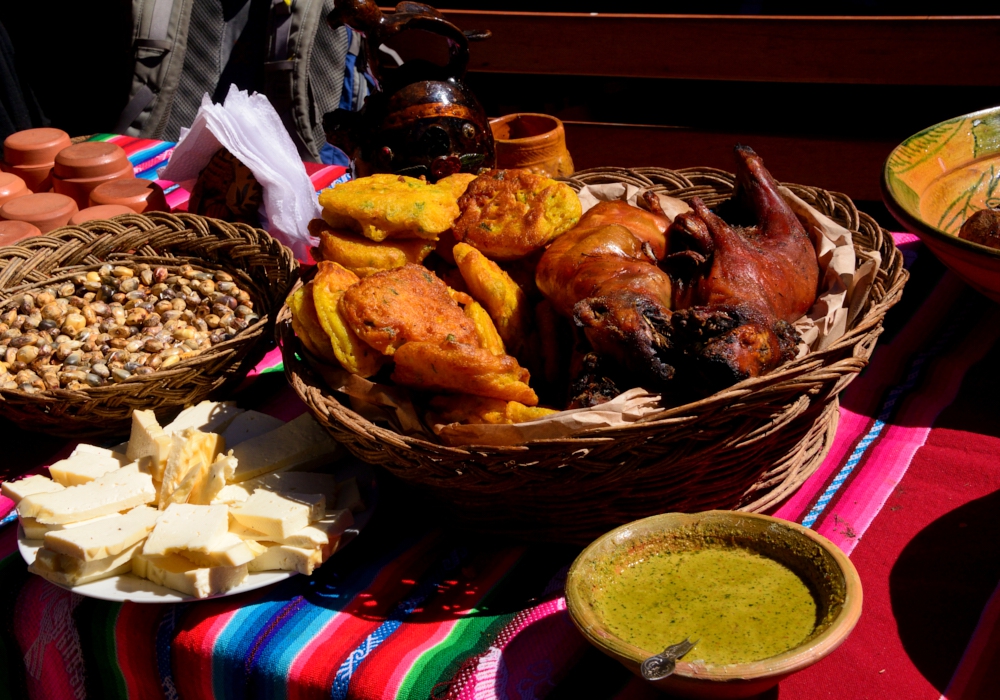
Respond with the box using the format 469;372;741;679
889;489;1000;692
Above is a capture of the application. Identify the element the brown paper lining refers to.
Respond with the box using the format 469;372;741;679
309;184;872;447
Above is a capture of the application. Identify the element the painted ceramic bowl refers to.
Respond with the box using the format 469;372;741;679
565;511;863;699
882;106;1000;302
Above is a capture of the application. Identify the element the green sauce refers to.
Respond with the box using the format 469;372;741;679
593;548;818;665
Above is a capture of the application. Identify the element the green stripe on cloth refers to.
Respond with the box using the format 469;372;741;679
73;600;127;700
0;554;29;700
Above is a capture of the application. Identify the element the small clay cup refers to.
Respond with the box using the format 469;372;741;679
53;141;131;180
3;128;71;167
0;192;78;233
89;178;168;213
69;204;136;225
0;219;43;246
0;172;30;206
52;165;136;209
489;113;574;178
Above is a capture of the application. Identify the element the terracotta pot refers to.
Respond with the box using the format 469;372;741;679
0;192;78;233
52;164;136;210
54;141;132;180
69;204;136;225
89;178;168;213
0;219;43;246
3;127;71;167
0;172;30;206
489;113;574;178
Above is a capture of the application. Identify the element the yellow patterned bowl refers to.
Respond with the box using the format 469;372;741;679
882;106;1000;302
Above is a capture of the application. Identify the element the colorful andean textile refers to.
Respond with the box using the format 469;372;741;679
2;226;1000;700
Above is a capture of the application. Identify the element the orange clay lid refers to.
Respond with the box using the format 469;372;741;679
0;172;29;205
0;192;78;233
0;219;43;246
53;142;131;180
89;178;168;213
3;128;72;167
69;204;135;225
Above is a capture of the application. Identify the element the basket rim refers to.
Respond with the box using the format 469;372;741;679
278;168;908;455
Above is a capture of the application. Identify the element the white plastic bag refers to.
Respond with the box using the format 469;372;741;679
160;85;322;260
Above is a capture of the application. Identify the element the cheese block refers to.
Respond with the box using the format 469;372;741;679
126;410;171;480
48;450;128;487
2;474;64;504
244;472;337;504
163;457;209;507
229;516;269;541
280;509;354;549
177;532;257;567
211;483;251;506
164;401;243;435
43;506;159;561
132;553;248;598
158;429;225;508
247;542;324;575
30;540;141;586
220;410;284;447
143;503;229;556
230;413;340;482
20;513;118;540
230;490;324;540
244;539;269;557
335;477;365;514
71;443;129;462
189;454;238;506
23;469;156;524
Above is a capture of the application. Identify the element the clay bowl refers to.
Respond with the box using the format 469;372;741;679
3;127;71;167
0;172;30;206
489;113;574;178
566;511;863;699
69;204;135;225
882;105;1000;303
0;192;78;233
0;220;42;246
89;178;168;213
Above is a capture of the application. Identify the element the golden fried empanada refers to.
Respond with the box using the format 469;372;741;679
453;242;529;354
312;262;385;377
462;299;505;356
309;219;434;277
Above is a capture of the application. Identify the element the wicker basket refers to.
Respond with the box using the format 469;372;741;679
278;167;908;543
0;212;296;438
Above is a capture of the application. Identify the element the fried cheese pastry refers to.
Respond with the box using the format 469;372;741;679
453;242;529;354
391;340;538;405
338;264;478;356
452;169;582;260
287;283;339;365
317;174;459;241
309;219;435;277
312;262;386;377
426;394;557;425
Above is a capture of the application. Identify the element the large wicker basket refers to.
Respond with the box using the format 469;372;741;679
0;212;296;438
279;167;908;543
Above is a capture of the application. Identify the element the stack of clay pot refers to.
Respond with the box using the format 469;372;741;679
1;128;72;193
51;141;136;209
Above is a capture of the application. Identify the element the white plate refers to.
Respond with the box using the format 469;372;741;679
18;459;376;603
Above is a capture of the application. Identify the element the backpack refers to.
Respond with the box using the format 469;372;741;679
114;0;369;162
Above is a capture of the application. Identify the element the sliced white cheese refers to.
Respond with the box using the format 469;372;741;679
244;471;337;504
335;477;365;514
143;503;229;556
29;540;141;586
230;490;324;540
281;509;354;549
230;413;340;482
25;469;156;524
177;532;256;567
220;410;284;447
48;452;127;487
43;505;159;561
164;401;244;435
132;553;248;598
211;483;252;506
158;429;225;509
190;454;238;506
229;516;269;541
247;542;324;575
70;443;129;462
3;474;64;504
126;410;171;481
20;512;119;540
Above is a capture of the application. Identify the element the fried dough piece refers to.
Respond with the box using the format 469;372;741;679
338;264;478;356
452;169;582;260
312;262;386;377
436;172;477;200
426;394;557;425
453;242;529;354
287;283;339;365
318;174;459;241
462;299;505;356
309;219;435;277
391;341;538;405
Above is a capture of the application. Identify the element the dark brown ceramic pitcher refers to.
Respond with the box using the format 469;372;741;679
324;1;495;182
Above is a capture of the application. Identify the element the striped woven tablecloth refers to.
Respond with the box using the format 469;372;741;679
1;143;999;699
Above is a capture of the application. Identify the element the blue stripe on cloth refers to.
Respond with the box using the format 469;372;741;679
800;295;978;529
0;511;16;528
329;547;466;700
156;603;188;700
221;532;428;700
126;141;175;168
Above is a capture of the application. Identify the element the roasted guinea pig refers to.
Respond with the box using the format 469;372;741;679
537;145;819;405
